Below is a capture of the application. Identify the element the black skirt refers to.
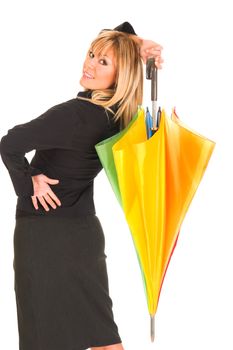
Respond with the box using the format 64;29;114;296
13;214;122;350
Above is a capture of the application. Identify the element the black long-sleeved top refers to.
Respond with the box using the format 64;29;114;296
0;22;136;219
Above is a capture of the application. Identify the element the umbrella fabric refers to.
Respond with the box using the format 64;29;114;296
95;107;215;320
95;108;144;207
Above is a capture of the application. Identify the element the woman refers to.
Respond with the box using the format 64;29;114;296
0;22;163;350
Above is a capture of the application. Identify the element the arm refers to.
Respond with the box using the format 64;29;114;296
113;21;163;67
0;102;76;197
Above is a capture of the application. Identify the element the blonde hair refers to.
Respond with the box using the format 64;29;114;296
77;29;143;130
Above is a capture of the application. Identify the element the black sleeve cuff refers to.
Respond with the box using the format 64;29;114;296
29;166;43;176
7;169;34;197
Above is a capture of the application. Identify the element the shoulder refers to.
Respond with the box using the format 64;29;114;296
36;96;103;125
62;95;118;128
51;93;120;136
63;96;104;114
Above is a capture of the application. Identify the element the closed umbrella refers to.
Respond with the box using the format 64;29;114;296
95;59;215;341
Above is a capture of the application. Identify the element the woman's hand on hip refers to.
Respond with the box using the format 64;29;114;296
31;174;62;211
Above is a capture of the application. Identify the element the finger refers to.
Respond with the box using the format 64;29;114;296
146;46;163;53
145;47;161;52
153;44;163;50
155;57;164;64
43;193;57;209
38;196;50;211
155;62;163;69
145;43;163;49
46;178;60;184
146;49;162;58
47;190;62;207
31;196;39;210
146;53;164;61
145;54;161;64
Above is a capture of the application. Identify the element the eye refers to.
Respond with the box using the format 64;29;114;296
89;50;94;58
99;58;107;65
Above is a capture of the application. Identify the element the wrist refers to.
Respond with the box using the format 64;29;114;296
128;34;143;47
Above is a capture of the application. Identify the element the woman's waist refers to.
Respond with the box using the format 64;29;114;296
30;157;98;184
16;183;95;218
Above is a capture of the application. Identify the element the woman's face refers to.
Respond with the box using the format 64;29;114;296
80;47;117;90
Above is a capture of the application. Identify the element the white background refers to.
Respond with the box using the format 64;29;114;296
0;1;232;349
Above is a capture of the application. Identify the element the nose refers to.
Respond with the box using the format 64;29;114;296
87;56;96;70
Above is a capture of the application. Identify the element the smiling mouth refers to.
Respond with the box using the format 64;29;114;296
83;71;94;79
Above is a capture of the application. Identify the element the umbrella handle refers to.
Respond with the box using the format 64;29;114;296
151;65;157;102
146;58;158;129
146;57;157;101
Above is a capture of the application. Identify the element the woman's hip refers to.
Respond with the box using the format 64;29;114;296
13;214;107;275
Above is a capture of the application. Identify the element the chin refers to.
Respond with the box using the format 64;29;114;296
80;79;95;90
79;78;88;89
80;77;112;90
